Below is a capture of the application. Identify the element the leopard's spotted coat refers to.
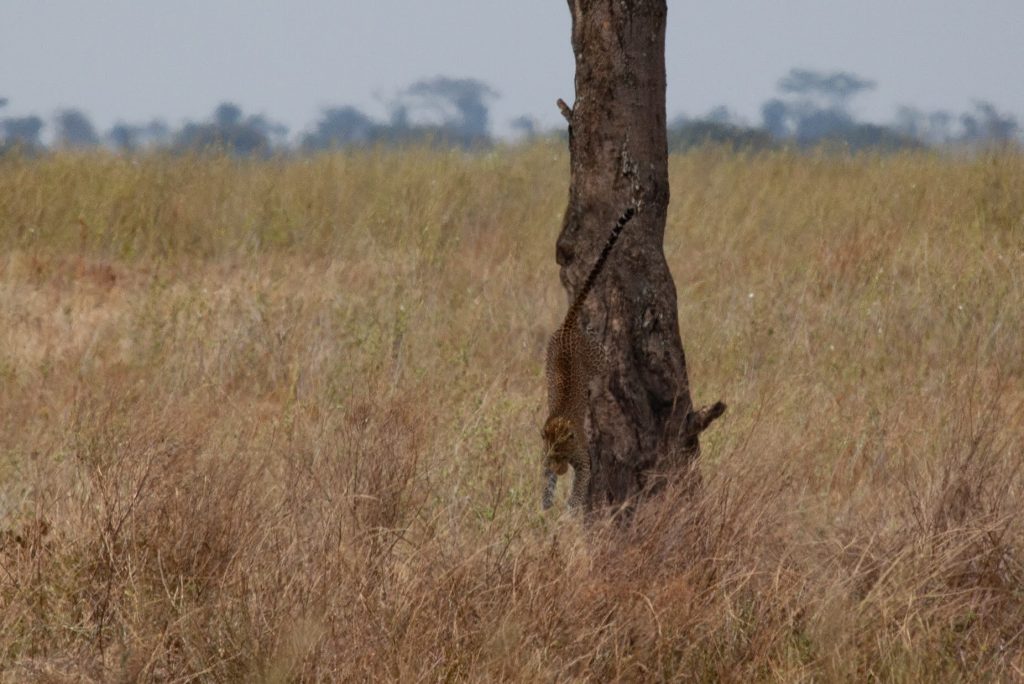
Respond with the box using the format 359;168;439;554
542;206;635;510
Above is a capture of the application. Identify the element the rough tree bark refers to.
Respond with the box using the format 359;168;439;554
557;0;724;512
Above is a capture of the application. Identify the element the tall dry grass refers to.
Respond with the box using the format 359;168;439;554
1;145;1023;681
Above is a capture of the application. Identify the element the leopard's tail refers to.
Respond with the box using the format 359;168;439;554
565;206;635;325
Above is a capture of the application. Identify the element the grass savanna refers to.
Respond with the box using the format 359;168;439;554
1;146;1023;680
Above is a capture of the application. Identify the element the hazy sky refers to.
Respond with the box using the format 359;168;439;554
2;1;1022;139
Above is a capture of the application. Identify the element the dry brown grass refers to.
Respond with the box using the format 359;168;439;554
1;145;1023;681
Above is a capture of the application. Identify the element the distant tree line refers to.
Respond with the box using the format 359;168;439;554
670;69;1019;153
1;70;1020;156
300;76;496;151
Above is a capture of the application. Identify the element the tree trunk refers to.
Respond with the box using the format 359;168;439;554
558;0;724;512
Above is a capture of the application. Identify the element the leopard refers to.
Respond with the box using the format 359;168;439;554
542;206;635;511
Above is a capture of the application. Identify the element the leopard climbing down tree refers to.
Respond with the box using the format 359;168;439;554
542;206;635;511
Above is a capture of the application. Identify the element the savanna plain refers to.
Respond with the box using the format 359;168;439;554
1;146;1023;681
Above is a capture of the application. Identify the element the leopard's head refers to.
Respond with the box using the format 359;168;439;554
542;415;577;476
